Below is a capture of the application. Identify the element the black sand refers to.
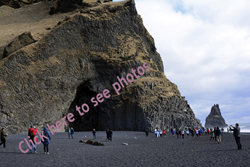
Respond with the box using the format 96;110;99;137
0;131;250;167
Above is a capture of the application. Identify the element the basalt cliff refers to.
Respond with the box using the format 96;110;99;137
205;104;228;128
0;0;202;134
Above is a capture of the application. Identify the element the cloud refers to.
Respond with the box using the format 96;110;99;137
133;0;250;125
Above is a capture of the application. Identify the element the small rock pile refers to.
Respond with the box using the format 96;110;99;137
79;140;105;146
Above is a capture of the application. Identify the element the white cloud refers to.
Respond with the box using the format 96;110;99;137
134;0;250;126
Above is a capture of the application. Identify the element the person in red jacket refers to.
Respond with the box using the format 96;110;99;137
28;125;38;153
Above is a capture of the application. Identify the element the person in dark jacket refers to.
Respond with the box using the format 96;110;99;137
229;123;242;150
190;129;194;137
0;128;8;148
42;127;51;154
70;127;74;139
145;129;149;137
105;129;109;141
107;129;113;141
215;127;222;143
176;129;179;139
92;129;96;139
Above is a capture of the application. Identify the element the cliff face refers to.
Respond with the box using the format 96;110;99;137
0;0;202;134
205;104;228;128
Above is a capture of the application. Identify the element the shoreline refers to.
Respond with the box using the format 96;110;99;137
1;131;250;167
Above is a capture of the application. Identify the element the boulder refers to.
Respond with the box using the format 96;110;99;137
49;0;113;15
2;32;36;59
49;0;82;15
205;104;228;128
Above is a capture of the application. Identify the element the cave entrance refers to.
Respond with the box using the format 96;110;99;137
68;80;100;131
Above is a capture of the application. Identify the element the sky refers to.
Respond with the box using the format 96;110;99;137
113;0;250;126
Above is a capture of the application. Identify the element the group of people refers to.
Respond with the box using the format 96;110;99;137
28;125;51;154
88;128;113;141
208;127;222;143
172;128;192;139
150;123;242;150
2;125;115;154
68;127;75;139
1;123;242;153
153;127;166;138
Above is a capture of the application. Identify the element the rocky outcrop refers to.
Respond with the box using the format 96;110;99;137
0;0;112;12
49;0;113;15
0;0;202;134
205;104;228;128
0;0;43;8
1;32;37;60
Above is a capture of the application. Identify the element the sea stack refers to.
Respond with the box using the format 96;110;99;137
0;0;202;134
205;104;228;128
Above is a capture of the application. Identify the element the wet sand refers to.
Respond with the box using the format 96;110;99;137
0;131;250;167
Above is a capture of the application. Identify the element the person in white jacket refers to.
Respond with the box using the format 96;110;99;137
156;130;160;138
196;129;199;137
154;127;158;137
181;129;185;139
186;129;190;138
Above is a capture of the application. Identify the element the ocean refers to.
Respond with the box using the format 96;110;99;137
226;123;250;133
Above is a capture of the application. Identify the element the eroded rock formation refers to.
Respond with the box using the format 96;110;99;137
0;0;202;134
205;104;228;128
2;32;37;60
0;0;43;8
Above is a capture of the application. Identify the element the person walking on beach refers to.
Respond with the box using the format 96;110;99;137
0;128;8;148
176;129;179;139
42;127;51;154
210;129;215;140
106;129;109;141
186;129;189;138
156;129;160;138
196;129;199;138
155;127;158;137
214;127;217;142
215;127;222;143
160;130;163;137
229;123;242;150
181;129;185;139
163;129;166;136
107;129;113;141
70;127;74;139
190;129;194;137
28;125;38;153
68;127;71;139
145;129;149;137
207;128;210;135
171;128;175;137
92;129;96;139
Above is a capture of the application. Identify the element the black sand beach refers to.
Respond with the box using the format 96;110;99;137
0;131;250;167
